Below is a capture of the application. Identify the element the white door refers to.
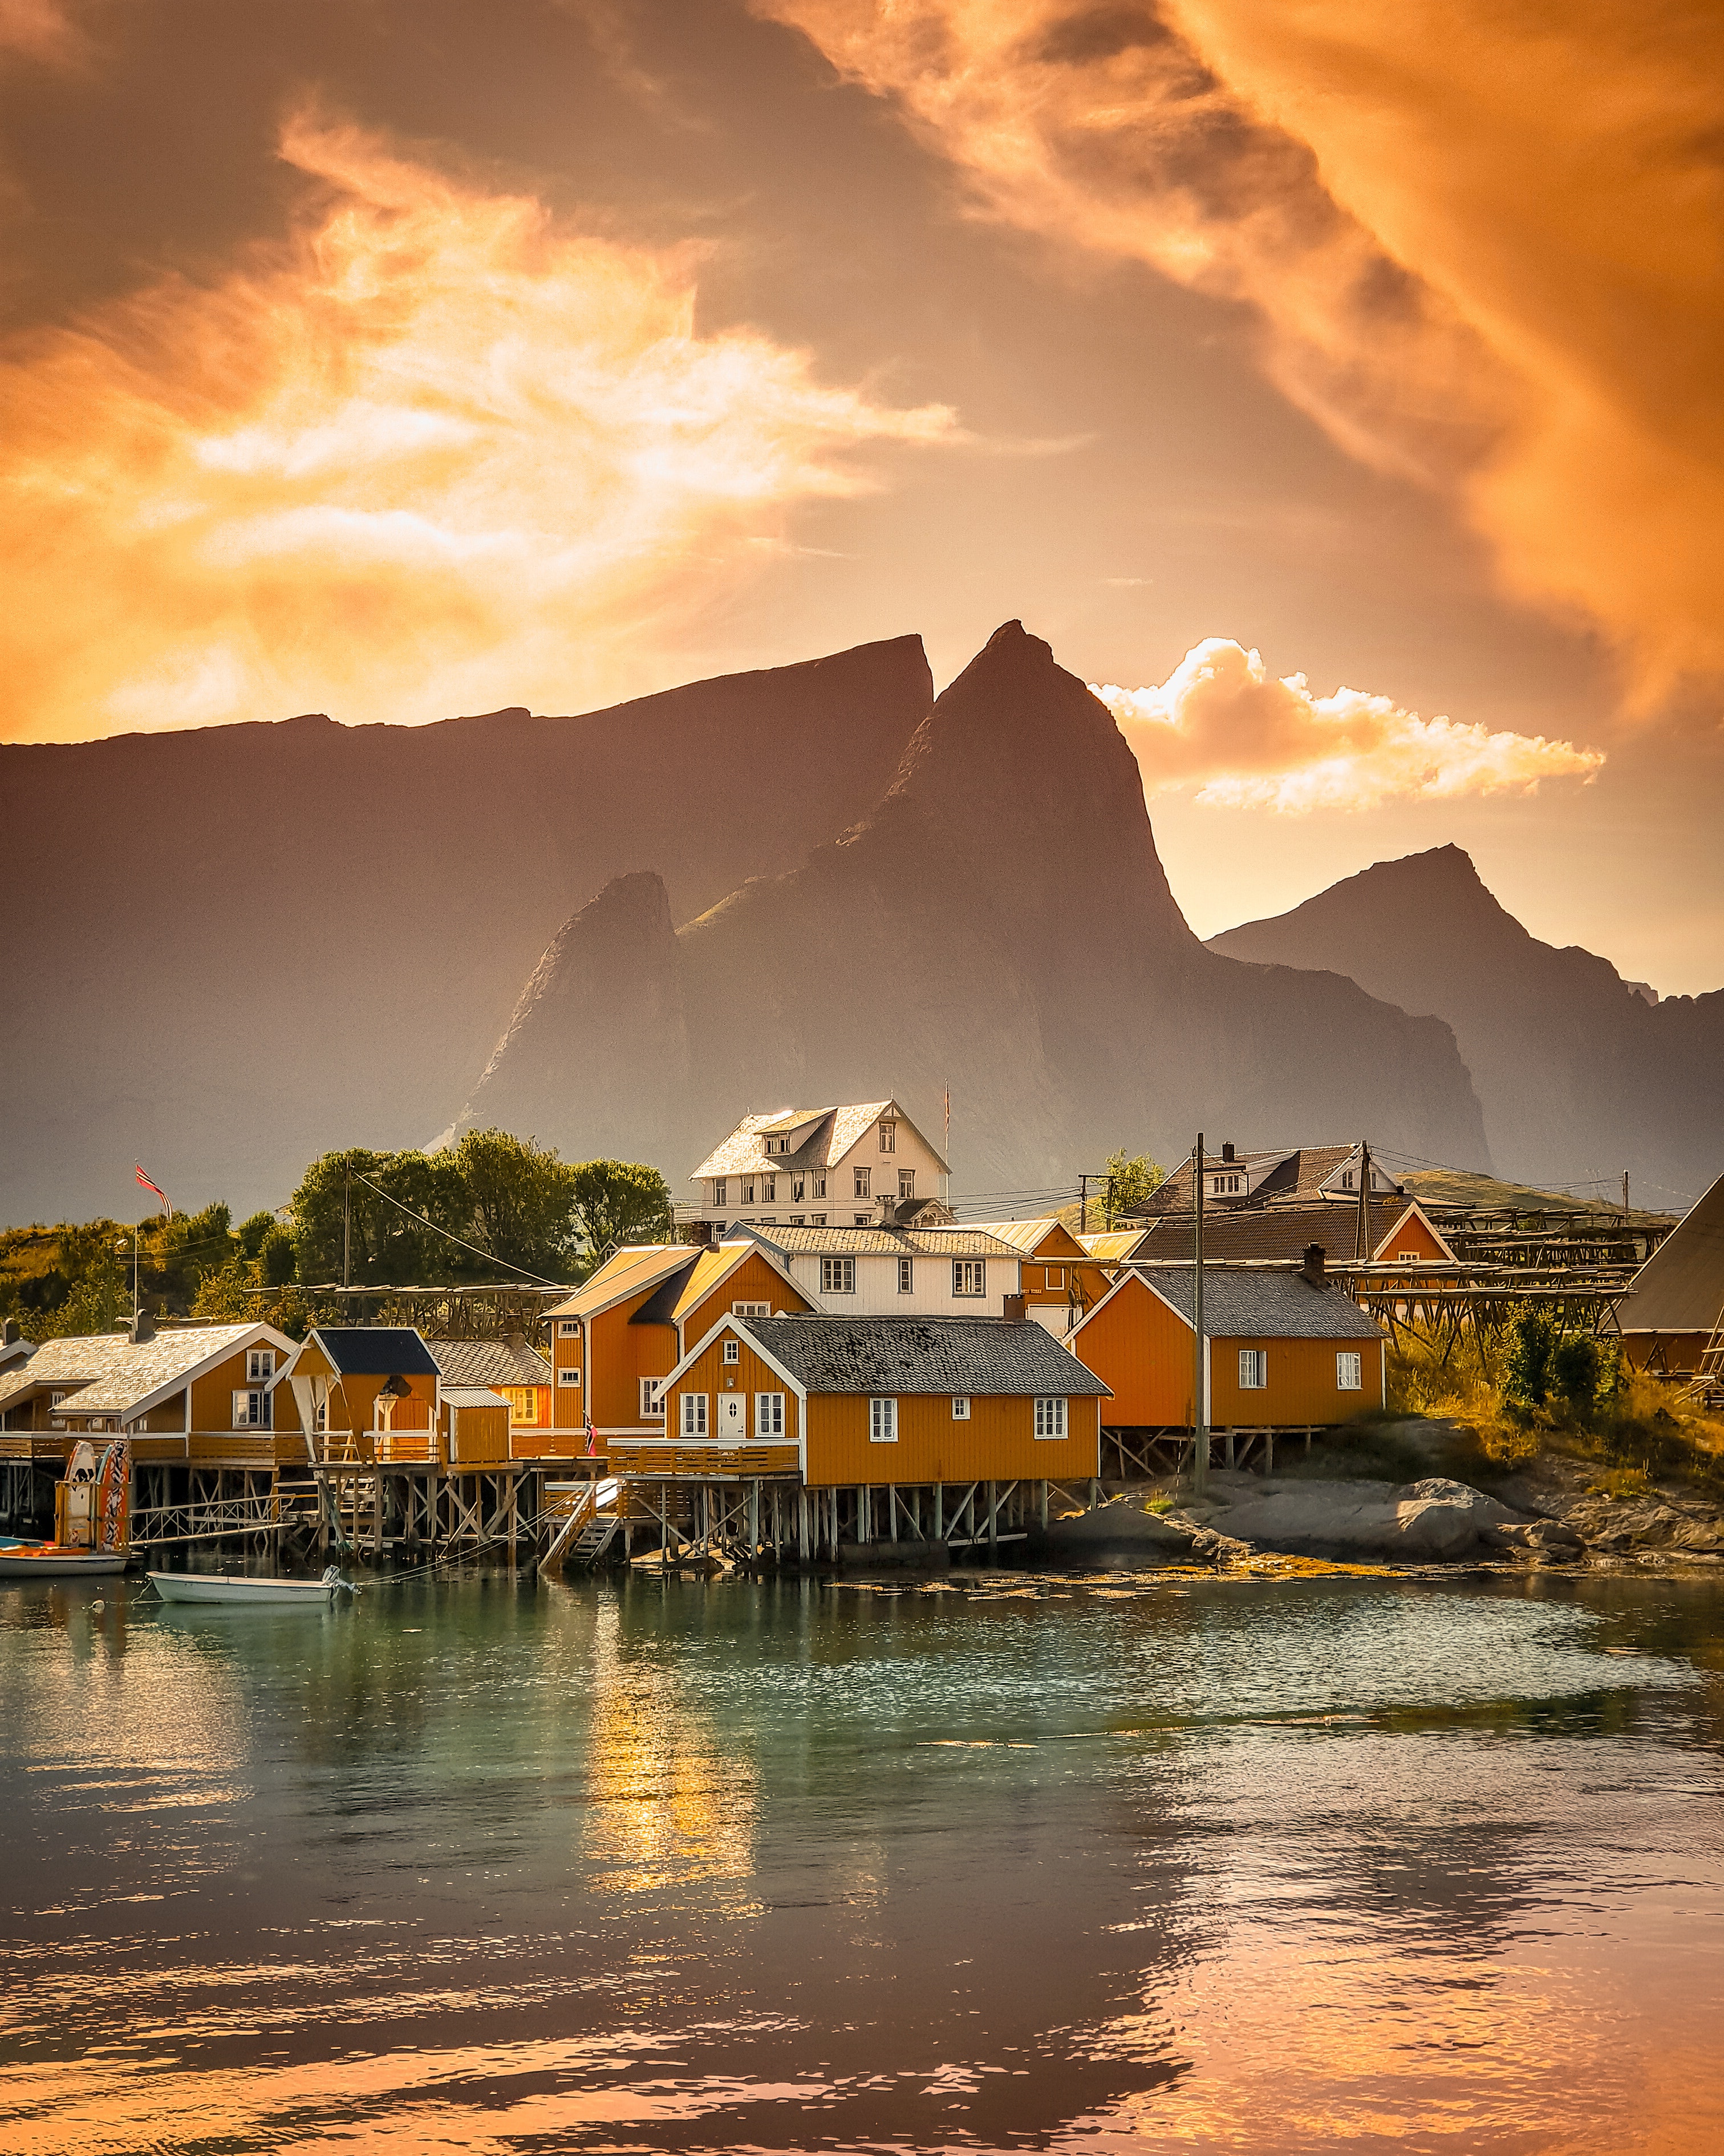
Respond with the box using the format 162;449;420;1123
717;1392;747;1440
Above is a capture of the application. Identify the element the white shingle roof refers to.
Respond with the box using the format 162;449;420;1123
744;1223;1020;1260
0;1323;274;1417
692;1099;948;1180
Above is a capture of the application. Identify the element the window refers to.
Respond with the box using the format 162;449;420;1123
1337;1352;1363;1391
790;1215;805;1226
813;1174;826;1199
1340;1170;1356;1190
898;1169;915;1200
792;1176;805;1202
854;1166;871;1199
723;1338;741;1364
502;1386;539;1424
820;1256;856;1294
1397;1250;1419;1265
870;1396;898;1443
232;1388;272;1430
811;1214;827;1226
558;1365;580;1384
1239;1349;1268;1389
558;1320;581;1338
879;1119;897;1152
756;1392;785;1437
50;1390;67;1408
741;1178;755;1205
1209;1174;1242;1196
953;1259;985;1298
897;1256;914;1294
1034;1397;1067;1440
247;1348;274;1383
640;1377;664;1419
762;1175;776;1201
680;1392;707;1437
712;1179;727;1207
1045;1266;1065;1291
733;1300;770;1317
952;1395;970;1420
853;1214;870;1227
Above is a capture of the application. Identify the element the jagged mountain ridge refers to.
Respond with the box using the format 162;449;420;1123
1207;845;1724;1199
0;636;931;1222
459;623;1491;1189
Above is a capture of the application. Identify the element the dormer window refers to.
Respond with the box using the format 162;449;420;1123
1341;1171;1356;1190
879;1119;897;1153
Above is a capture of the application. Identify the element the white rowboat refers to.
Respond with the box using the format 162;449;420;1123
148;1570;340;1605
0;1547;128;1578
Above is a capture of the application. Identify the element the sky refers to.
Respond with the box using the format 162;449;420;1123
1;0;1719;992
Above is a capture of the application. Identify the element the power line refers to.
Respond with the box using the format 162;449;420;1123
347;1170;566;1287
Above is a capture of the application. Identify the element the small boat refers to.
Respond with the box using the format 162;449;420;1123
0;1545;129;1578
148;1566;352;1605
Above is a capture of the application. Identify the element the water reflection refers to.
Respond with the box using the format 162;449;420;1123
0;1569;1722;2152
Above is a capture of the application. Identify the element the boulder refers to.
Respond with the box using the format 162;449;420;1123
1197;1474;1548;1563
1035;1498;1199;1562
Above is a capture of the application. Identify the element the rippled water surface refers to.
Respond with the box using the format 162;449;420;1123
3;1566;1724;2153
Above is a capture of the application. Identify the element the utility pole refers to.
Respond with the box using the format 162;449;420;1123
1354;1137;1373;1262
343;1167;351;1295
1622;1171;1630;1244
1193;1133;1207;1499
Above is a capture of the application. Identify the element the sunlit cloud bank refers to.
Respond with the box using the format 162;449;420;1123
0;115;958;740
1094;639;1604;811
761;0;1724;695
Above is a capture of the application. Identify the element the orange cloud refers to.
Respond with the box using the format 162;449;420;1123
0;114;957;740
1094;638;1604;810
0;0;81;64
760;0;1724;696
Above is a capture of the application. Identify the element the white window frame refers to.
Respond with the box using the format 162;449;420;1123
953;1259;985;1298
1397;1250;1419;1265
680;1392;707;1437
732;1300;769;1318
897;1256;914;1294
811;1214;827;1226
1239;1349;1268;1390
762;1175;776;1201
854;1167;871;1199
813;1174;826;1199
820;1255;855;1294
792;1176;805;1202
640;1377;664;1419
879;1120;896;1153
951;1395;970;1420
558;1365;579;1384
232;1388;272;1430
723;1338;741;1364
1034;1396;1066;1440
712;1179;727;1207
247;1348;274;1384
1046;1266;1065;1291
558;1320;581;1337
741;1178;754;1205
1337;1352;1363;1391
869;1396;898;1443
756;1392;785;1437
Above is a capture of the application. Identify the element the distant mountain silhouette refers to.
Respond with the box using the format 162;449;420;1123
458;624;1490;1191
0;637;930;1222
1208;845;1724;1201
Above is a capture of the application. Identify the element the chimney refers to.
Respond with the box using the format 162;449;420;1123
1301;1244;1326;1288
685;1219;715;1247
1003;1293;1027;1323
505;1330;526;1351
2;1319;18;1345
130;1308;156;1344
1222;1142;1236;1163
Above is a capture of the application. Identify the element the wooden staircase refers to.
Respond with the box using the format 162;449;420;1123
539;1476;622;1573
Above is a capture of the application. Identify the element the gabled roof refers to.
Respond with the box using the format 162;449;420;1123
1119;1266;1385;1340
958;1218;1090;1260
428;1338;551;1387
1613;1170;1724;1335
1136;1144;1403;1218
549;1244;694;1322
1079;1230;1152;1263
692;1098;949;1181
743;1314;1111;1396
441;1385;509;1409
667;1241;804;1326
742;1223;1019;1260
0;1322;290;1420
306;1327;442;1377
1126;1197;1452;1266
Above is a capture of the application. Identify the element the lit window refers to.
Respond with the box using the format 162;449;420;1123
897;1256;913;1294
820;1257;856;1294
1033;1397;1066;1440
680;1393;707;1437
1239;1350;1268;1389
952;1396;970;1420
953;1260;985;1298
640;1377;664;1419
756;1392;785;1437
558;1365;579;1384
870;1397;898;1442
1337;1352;1363;1391
854;1168;871;1199
723;1338;740;1364
879;1120;896;1152
502;1386;539;1425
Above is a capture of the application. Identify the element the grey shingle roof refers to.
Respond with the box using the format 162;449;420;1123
744;1223;1019;1259
744;1315;1110;1395
1130;1266;1386;1340
1129;1197;1439;1264
1613;1169;1724;1334
427;1338;551;1387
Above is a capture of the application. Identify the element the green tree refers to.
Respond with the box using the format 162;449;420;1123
452;1129;579;1280
287;1146;471;1286
569;1159;674;1276
1506;1308;1559;1408
1105;1149;1166;1223
1552;1332;1603;1420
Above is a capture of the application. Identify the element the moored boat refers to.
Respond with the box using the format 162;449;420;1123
147;1567;349;1605
0;1545;129;1577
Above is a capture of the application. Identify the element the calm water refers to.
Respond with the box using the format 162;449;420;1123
3;1563;1724;2154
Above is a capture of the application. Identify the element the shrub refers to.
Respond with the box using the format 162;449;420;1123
1505;1310;1559;1407
1552;1333;1603;1420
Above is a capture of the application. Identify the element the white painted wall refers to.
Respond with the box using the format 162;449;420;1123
787;1250;1021;1317
692;1107;949;1227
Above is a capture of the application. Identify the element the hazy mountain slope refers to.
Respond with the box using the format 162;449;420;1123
1208;846;1724;1200
460;624;1491;1192
0;637;931;1222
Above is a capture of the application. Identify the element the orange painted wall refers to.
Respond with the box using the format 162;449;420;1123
1072;1278;1196;1426
587;1287;683;1431
679;1250;813;1344
806;1390;1098;1486
1373;1212;1447;1263
547;1314;584;1429
275;1341;436;1440
1209;1334;1384;1424
1017;1222;1112;1318
666;1335;801;1449
1621;1331;1710;1373
190;1345;309;1435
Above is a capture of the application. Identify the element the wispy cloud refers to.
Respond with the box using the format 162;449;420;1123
760;0;1724;696
1094;638;1604;811
0;112;958;739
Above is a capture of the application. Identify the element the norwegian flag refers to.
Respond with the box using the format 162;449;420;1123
135;1165;171;1218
